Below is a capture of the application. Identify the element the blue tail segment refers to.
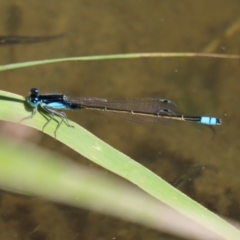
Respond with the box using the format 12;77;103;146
181;115;222;125
200;116;221;125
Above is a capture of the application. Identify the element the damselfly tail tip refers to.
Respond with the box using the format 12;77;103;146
216;118;222;125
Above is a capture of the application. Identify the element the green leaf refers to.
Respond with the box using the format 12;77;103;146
0;89;240;239
0;52;240;72
0;137;222;239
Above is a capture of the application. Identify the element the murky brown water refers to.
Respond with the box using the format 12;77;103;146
0;1;240;239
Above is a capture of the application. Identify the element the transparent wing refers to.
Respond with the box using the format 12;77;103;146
66;97;177;124
97;109;175;124
67;97;177;113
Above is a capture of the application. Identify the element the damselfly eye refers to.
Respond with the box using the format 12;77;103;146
30;88;39;94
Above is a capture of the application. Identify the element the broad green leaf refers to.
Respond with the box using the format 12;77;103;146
0;90;240;239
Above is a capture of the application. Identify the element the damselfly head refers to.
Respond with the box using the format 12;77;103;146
30;88;39;96
27;88;40;107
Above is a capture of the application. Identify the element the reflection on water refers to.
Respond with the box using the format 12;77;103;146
0;33;64;45
0;1;240;240
172;164;218;190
